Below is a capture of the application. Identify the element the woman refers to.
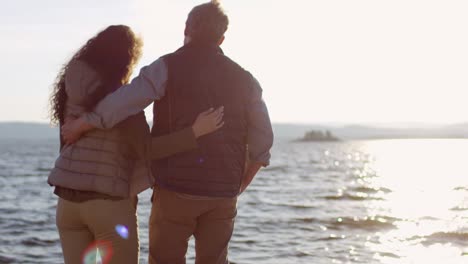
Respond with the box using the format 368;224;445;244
48;25;223;264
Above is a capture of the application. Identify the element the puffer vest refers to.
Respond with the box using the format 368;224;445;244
48;60;153;198
48;129;140;197
151;42;252;197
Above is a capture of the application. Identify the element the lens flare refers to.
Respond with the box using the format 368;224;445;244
82;241;113;264
115;225;129;239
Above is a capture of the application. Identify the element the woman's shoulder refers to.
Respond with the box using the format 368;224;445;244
65;59;102;104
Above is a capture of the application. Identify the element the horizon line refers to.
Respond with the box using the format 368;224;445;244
1;120;467;128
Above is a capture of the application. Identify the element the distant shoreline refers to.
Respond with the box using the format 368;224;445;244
1;121;468;140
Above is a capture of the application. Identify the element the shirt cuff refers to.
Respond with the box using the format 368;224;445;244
249;152;271;167
82;112;106;129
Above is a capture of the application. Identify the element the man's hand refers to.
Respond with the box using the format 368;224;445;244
239;161;263;194
61;116;94;144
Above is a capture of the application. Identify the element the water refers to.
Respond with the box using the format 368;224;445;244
1;138;468;263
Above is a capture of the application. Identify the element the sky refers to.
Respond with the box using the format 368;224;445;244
1;0;468;125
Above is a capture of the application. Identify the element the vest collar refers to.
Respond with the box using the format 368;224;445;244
178;41;224;55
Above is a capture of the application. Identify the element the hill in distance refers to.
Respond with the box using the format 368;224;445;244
0;122;59;139
1;122;468;140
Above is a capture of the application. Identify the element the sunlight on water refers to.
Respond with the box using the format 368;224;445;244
362;139;468;263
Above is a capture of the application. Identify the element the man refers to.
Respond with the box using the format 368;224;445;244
63;1;273;263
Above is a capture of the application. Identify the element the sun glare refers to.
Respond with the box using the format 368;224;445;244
361;139;468;263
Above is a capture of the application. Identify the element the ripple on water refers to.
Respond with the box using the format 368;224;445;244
322;192;384;201
326;216;398;231
292;217;319;224
450;206;468;211
262;165;287;171
350;186;392;194
0;255;15;264
410;232;468;247
21;237;57;247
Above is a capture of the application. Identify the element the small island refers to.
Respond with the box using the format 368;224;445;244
296;130;340;142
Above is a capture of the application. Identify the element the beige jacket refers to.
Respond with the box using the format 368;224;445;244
48;60;197;198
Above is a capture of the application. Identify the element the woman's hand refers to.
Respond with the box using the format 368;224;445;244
192;107;225;138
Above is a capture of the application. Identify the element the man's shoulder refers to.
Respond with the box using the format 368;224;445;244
159;46;187;60
219;54;256;81
219;55;262;96
159;52;174;61
141;56;170;77
146;49;179;66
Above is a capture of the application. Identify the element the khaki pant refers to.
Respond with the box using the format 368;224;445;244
56;198;139;264
149;187;237;264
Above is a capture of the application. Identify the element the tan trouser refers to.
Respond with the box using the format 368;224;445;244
149;187;237;264
56;198;139;264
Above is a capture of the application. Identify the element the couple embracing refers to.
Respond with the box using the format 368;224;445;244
47;1;273;264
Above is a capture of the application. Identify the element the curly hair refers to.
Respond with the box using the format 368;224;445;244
49;25;143;125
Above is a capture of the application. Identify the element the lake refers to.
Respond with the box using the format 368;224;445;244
1;138;467;263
